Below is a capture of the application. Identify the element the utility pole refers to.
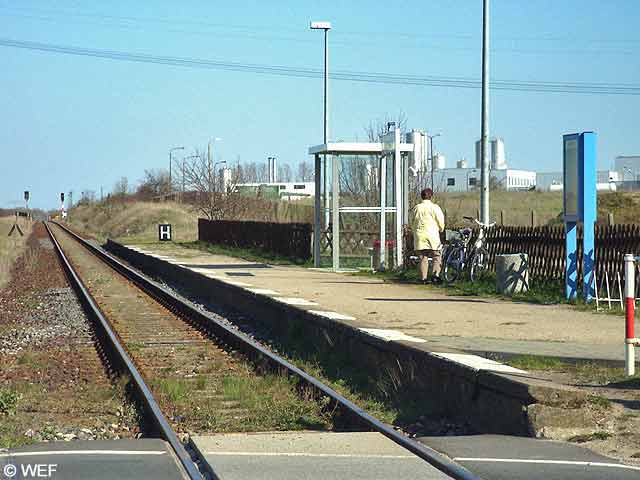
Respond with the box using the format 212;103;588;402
480;0;490;224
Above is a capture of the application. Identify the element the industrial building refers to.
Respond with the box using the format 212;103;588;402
231;182;315;200
615;155;640;182
433;167;536;192
536;170;619;192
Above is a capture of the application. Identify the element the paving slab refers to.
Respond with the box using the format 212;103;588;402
129;243;637;364
418;435;640;480
0;439;187;480
190;431;451;480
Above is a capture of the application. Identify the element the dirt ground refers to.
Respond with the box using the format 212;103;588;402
0;224;139;447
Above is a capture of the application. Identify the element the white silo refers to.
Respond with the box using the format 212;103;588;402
434;153;445;170
491;138;507;170
475;140;482;169
456;158;468;169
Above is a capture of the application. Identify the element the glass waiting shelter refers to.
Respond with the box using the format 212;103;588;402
308;127;415;271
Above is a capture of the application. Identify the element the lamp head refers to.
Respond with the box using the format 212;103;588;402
310;21;331;30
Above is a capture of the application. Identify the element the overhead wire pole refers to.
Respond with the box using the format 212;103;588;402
480;0;490;224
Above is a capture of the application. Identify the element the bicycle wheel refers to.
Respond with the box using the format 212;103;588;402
469;247;490;282
443;246;463;283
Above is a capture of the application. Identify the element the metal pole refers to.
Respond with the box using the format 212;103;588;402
480;0;490;225
430;136;435;190
314;154;322;267
624;254;636;376
323;28;330;231
379;154;387;271
332;153;340;271
169;150;172;192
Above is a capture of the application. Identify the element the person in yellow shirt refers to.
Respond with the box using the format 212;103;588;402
410;188;445;284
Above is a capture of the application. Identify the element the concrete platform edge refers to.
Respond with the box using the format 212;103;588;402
105;240;589;437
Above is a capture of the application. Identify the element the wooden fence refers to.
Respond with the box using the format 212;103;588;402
198;219;312;260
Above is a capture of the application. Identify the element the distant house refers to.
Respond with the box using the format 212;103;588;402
232;182;315;201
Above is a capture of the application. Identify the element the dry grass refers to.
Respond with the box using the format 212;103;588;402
68;201;198;243
436;190;640;226
0;216;33;289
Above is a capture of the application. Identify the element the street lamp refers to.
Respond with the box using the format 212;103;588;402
479;0;490;225
310;20;331;229
169;146;184;195
426;133;441;190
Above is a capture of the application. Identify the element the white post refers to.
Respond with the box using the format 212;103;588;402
394;127;403;269
624;254;636;376
332;154;340;271
314;154;322;267
379;154;387;271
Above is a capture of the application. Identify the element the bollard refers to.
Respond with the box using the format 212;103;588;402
624;254;636;376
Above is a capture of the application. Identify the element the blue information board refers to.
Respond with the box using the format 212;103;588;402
563;132;597;301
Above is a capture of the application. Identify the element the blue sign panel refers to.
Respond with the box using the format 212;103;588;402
563;132;597;301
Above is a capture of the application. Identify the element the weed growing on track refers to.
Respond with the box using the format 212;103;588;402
0;389;20;416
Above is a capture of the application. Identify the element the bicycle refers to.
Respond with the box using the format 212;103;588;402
443;216;495;283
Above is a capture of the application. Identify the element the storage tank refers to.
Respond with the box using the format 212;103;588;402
491;138;507;170
456;158;468;169
434;153;445;170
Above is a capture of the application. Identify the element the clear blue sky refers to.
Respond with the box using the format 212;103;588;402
2;0;639;209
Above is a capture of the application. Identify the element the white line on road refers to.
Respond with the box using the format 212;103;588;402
247;288;281;296
204;451;416;459
0;450;167;458
275;297;319;306
359;328;426;343
309;311;356;321
454;458;640;471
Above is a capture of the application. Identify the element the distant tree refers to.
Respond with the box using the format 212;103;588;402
182;148;248;220
297;161;314;182
113;177;129;197
136;169;170;199
278;163;292;183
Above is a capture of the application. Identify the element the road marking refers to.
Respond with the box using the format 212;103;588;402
275;297;319;306
0;450;167;458
204;451;415;459
359;328;426;343
309;311;356;321
247;288;281;296
432;352;527;374
454;458;640;471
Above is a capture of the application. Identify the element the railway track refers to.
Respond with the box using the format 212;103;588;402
46;221;479;480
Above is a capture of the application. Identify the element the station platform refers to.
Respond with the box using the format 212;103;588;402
125;242;635;366
0;439;187;480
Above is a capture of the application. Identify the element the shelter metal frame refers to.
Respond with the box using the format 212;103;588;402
309;131;415;271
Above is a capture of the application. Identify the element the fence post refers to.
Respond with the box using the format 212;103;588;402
476;208;480;221
608;212;614;226
624;254;636;376
500;210;505;226
531;210;537;227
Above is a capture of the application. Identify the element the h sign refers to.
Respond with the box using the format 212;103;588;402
158;224;172;241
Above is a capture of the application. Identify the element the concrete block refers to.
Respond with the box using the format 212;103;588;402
496;253;529;295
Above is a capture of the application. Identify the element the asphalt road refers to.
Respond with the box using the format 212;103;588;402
418;435;640;480
0;439;187;480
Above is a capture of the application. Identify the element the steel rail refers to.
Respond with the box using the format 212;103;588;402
51;221;480;480
44;222;207;480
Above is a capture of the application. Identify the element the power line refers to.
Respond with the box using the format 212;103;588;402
1;6;639;56
1;37;639;95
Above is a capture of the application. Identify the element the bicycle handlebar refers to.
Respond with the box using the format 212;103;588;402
462;216;495;228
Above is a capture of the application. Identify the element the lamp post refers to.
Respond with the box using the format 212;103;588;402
426;133;441;190
479;0;490;225
169;146;184;196
310;21;332;230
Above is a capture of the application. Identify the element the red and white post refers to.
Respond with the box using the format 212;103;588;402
624;254;638;376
